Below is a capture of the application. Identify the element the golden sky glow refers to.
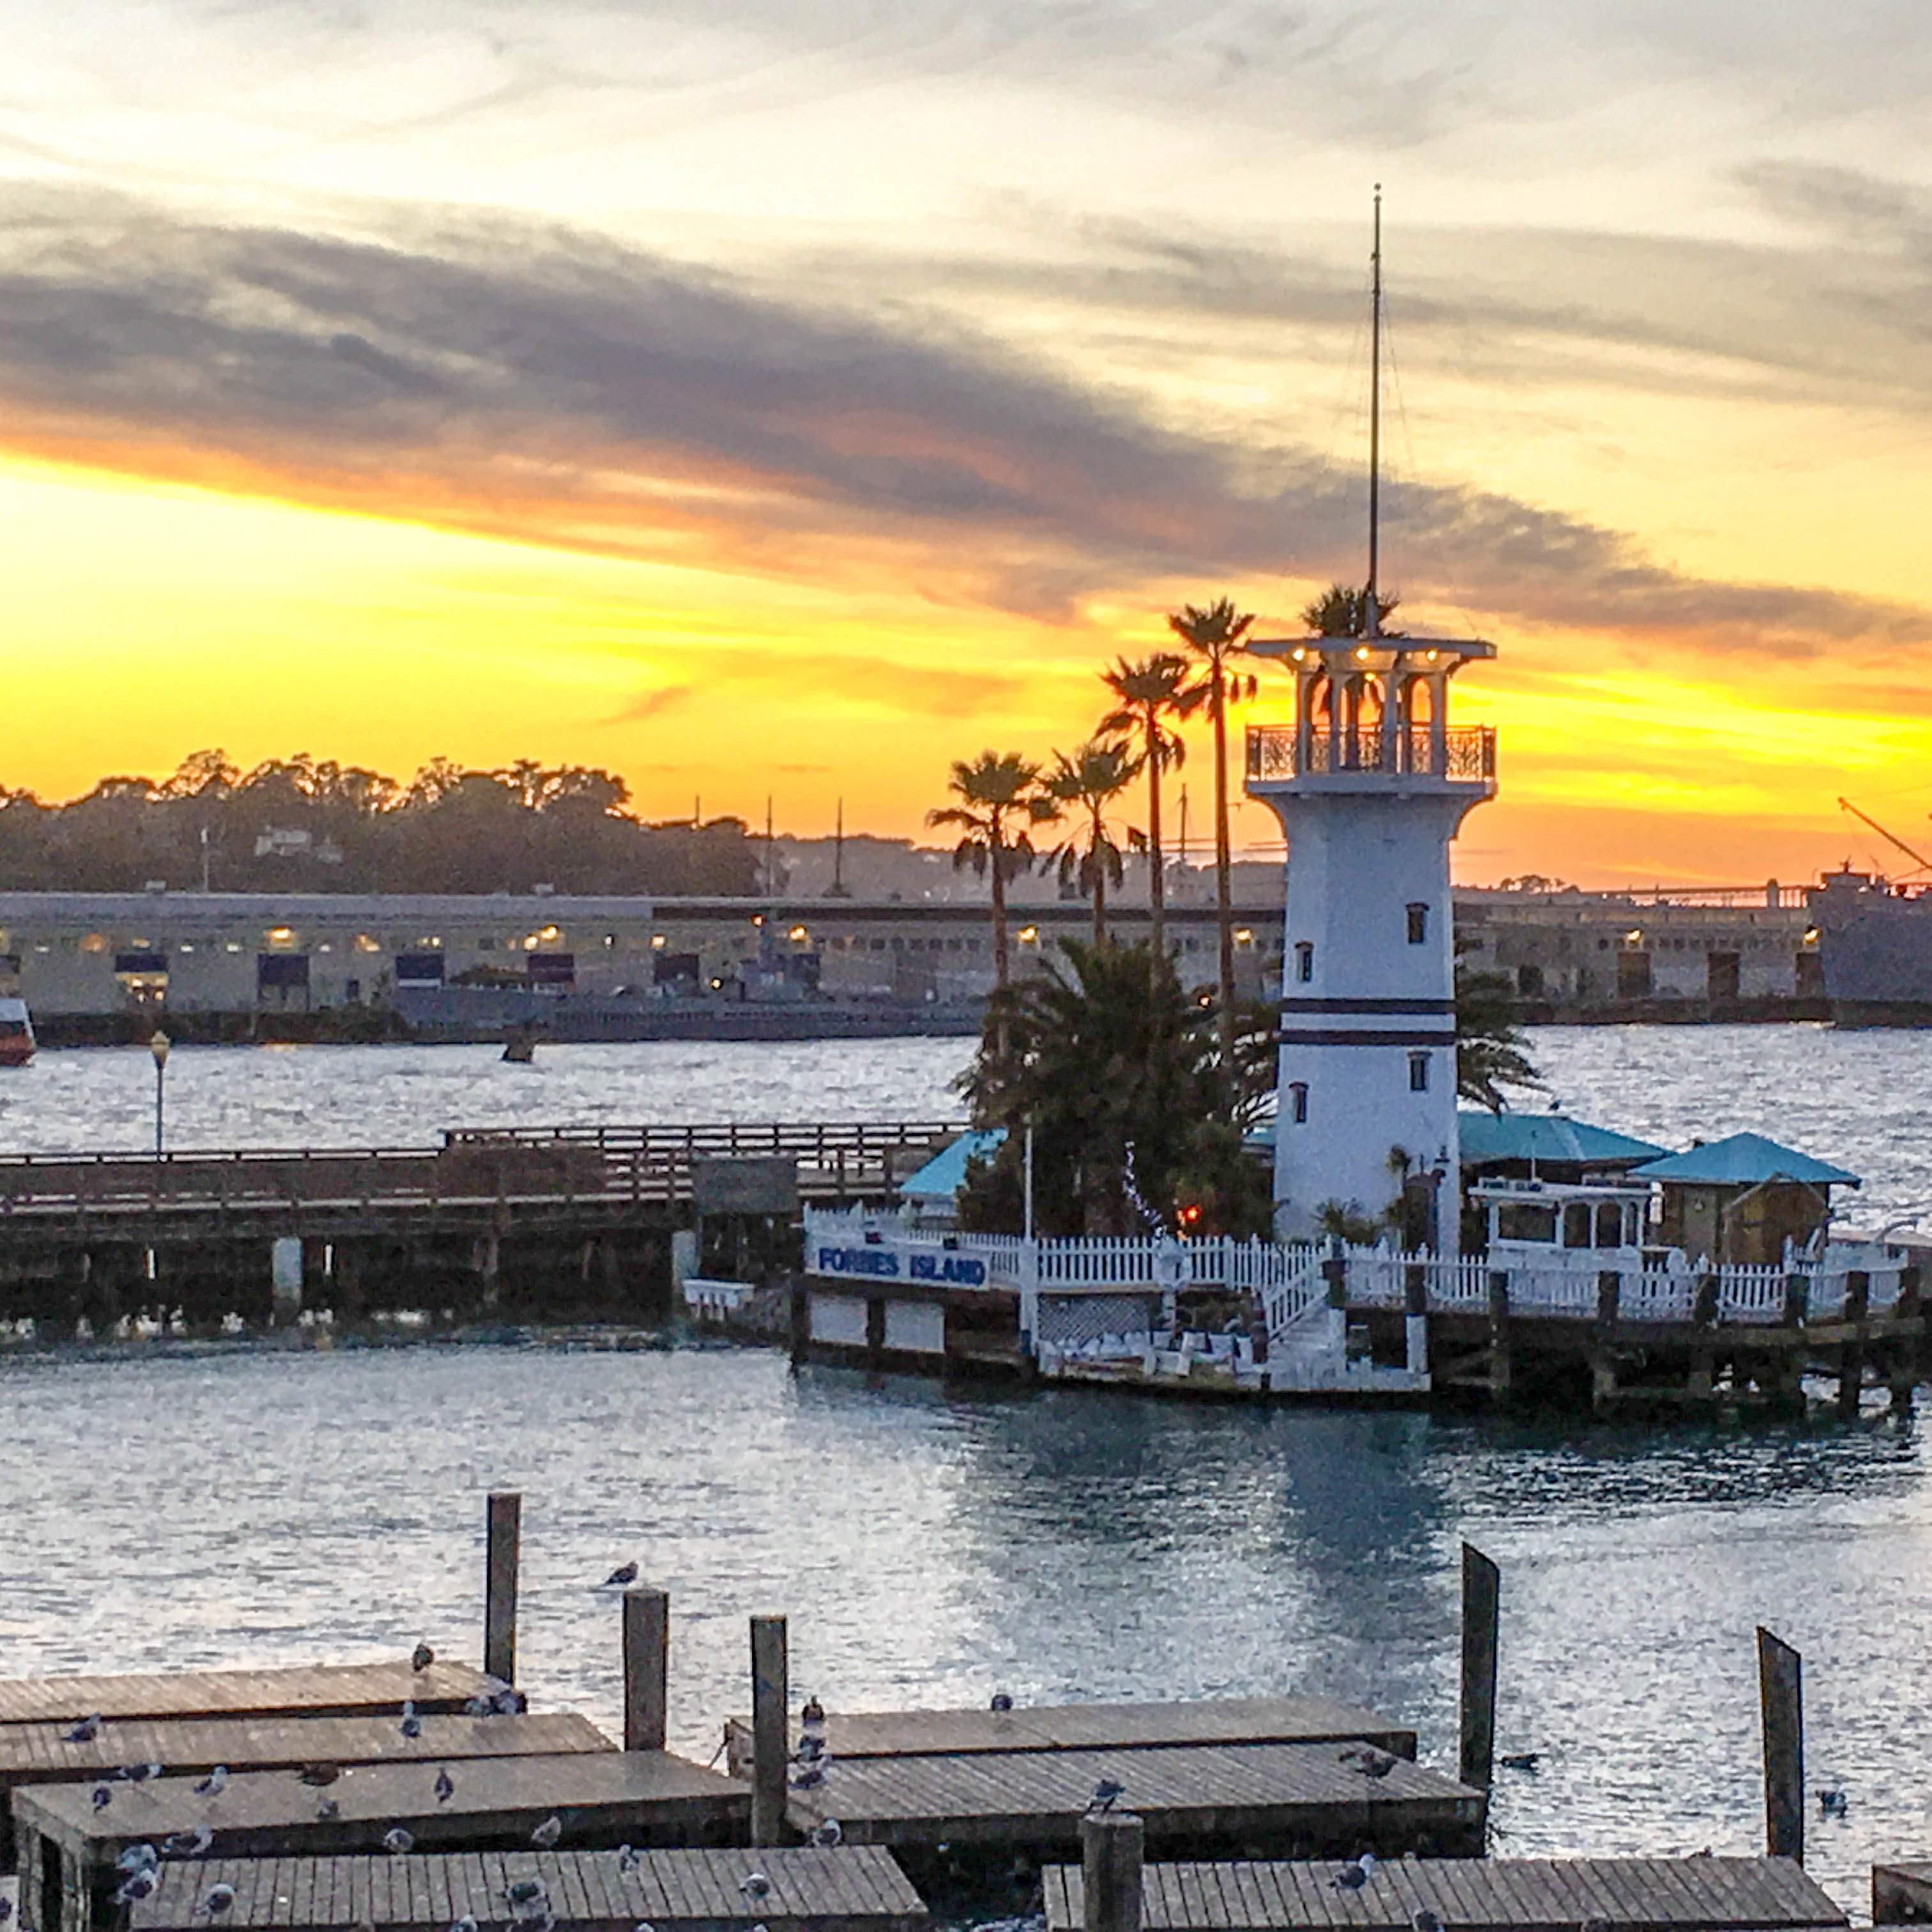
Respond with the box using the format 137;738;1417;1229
6;0;1932;887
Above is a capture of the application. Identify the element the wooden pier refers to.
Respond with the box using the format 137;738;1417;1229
119;1847;927;1932
1042;1856;1848;1932
15;1752;748;1932
0;1660;496;1729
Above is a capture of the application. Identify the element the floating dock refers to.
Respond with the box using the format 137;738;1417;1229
1041;1856;1848;1932
119;1848;926;1932
0;1661;498;1729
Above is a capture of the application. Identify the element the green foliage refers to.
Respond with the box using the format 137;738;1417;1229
1456;964;1545;1112
926;751;1056;887
955;939;1273;1238
1042;738;1144;940
1299;583;1403;638
0;751;760;894
1315;1199;1388;1245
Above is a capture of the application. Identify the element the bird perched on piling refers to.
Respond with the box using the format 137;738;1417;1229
411;1643;435;1673
194;1767;228;1797
1331;1853;1377;1892
400;1701;422;1739
530;1814;563;1848
990;1692;1013;1712
1087;1778;1126;1813
65;1714;102;1743
740;1873;772;1903
204;1883;236;1917
383;1828;414;1855
811;1820;843;1849
602;1562;638;1588
434;1768;455;1804
1412;1910;1445;1932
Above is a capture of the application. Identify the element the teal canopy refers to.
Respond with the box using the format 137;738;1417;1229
1457;1110;1666;1168
898;1128;1008;1203
1629;1131;1859;1188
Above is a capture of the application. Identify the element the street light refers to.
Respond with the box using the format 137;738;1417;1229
149;1031;170;1156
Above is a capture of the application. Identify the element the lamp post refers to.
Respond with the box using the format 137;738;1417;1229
149;1031;170;1156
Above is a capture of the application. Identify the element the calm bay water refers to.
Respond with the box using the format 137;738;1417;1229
2;1025;1931;1914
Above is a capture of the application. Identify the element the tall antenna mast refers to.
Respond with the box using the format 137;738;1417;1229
1366;182;1383;633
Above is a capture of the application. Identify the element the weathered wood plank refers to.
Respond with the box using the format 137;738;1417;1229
0;1662;494;1729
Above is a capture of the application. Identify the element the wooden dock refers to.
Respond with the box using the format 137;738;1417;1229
722;1696;1417;1777
782;1740;1482;1861
0;1713;610;1863
116;1848;926;1932
0;1660;497;1729
1874;1862;1932;1923
15;1752;747;1932
1041;1856;1848;1932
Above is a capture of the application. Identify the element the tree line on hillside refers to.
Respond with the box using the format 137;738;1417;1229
0;751;760;896
937;585;1540;1242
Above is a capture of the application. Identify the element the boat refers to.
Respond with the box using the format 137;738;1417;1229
0;996;35;1066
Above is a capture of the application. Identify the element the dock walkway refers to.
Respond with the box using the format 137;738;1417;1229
120;1847;926;1932
0;1661;494;1729
1041;1856;1847;1932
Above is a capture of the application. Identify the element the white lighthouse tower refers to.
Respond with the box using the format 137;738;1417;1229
1245;194;1498;1249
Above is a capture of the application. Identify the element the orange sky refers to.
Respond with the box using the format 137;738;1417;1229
5;1;1931;888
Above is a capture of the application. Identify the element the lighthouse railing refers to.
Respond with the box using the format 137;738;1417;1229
1246;722;1495;782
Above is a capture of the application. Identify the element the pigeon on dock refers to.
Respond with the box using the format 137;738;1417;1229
115;1871;158;1906
298;1764;340;1788
65;1715;102;1743
801;1696;825;1728
1341;1746;1398;1780
990;1692;1014;1712
204;1884;236;1917
164;1827;215;1857
400;1701;422;1739
530;1814;563;1848
1087;1778;1126;1813
617;1846;640;1876
434;1768;454;1804
740;1874;772;1903
602;1562;638;1588
811;1820;843;1849
383;1828;414;1855
411;1643;435;1673
116;1762;164;1783
316;1800;341;1821
91;1786;113;1812
194;1767;228;1797
450;1918;479;1932
1411;1910;1445;1932
504;1880;548;1910
117;1846;160;1875
791;1762;827;1790
1331;1853;1377;1892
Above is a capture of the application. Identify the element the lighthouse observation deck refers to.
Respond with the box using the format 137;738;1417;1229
1246;721;1496;784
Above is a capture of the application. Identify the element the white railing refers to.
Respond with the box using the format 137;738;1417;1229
1717;1263;1786;1326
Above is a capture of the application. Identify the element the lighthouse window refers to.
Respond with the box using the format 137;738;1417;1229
1289;1082;1308;1123
1294;942;1314;983
1407;1051;1430;1092
1406;902;1429;944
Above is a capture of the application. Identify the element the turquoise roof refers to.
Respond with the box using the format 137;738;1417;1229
898;1129;1008;1202
1457;1110;1666;1168
1629;1131;1859;1189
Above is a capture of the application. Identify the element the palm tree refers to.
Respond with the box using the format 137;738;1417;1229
1455;962;1545;1112
1043;739;1146;947
926;751;1056;992
1167;597;1257;1065
1300;583;1402;638
1098;652;1202;960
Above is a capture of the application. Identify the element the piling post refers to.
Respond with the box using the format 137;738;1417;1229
749;1614;789;1846
622;1586;670;1751
1757;1627;1803;1862
1081;1811;1144;1932
1838;1271;1870;1419
484;1491;521;1686
1485;1272;1512;1404
1459;1542;1500;1792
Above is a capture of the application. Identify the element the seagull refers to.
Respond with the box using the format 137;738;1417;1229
194;1767;228;1797
411;1643;435;1673
118;1845;161;1875
1412;1912;1445;1932
530;1814;563;1849
1499;1753;1540;1774
811;1820;843;1850
741;1874;772;1903
504;1880;548;1908
602;1562;638;1588
91;1785;113;1811
1342;1747;1397;1781
204;1884;236;1917
65;1714;102;1743
491;1687;521;1717
1087;1778;1126;1813
298;1764;340;1788
1331;1853;1377;1892
383;1828;415;1855
434;1768;455;1804
116;1762;164;1783
990;1693;1014;1713
115;1871;158;1906
801;1696;825;1729
400;1701;422;1740
617;1846;640;1876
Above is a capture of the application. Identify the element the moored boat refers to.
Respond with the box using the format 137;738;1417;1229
0;995;34;1066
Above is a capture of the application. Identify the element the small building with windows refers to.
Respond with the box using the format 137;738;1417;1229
1628;1132;1859;1267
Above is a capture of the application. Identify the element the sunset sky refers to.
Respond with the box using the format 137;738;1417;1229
5;0;1931;886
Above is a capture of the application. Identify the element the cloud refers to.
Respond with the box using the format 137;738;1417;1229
0;183;1926;660
608;685;693;724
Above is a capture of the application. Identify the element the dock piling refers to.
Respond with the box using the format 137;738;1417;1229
750;1614;789;1846
623;1586;671;1752
1757;1626;1804;1862
1080;1811;1144;1932
1459;1542;1500;1793
484;1491;521;1687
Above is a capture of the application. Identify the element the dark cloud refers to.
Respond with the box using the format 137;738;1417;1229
0;183;1924;658
609;685;693;724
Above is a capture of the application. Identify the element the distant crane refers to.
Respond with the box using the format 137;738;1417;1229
1837;797;1932;878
